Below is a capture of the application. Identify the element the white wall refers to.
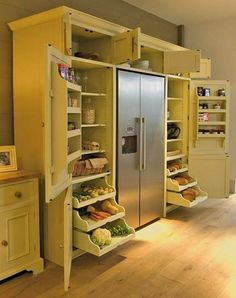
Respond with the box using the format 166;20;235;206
185;18;236;185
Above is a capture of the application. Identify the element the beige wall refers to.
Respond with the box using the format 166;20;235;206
185;18;236;183
0;0;178;145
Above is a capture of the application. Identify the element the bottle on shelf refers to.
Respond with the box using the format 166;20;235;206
82;98;95;124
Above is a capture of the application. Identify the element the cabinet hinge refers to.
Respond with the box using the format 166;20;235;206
49;89;54;98
50;166;55;174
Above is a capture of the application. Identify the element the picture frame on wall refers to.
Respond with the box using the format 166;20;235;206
0;146;17;172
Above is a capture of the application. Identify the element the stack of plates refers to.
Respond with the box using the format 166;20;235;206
132;60;151;70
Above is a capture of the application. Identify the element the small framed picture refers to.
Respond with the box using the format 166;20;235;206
0;146;17;172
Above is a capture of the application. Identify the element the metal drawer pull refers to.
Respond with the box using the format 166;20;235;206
15;191;22;198
1;240;8;247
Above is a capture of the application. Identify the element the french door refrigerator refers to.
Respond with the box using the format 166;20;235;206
117;69;165;229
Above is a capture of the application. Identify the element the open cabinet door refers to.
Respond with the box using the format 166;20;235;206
163;49;201;74
44;45;71;202
111;27;141;64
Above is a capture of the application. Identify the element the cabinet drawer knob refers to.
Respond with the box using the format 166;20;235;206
1;240;8;247
15;191;22;198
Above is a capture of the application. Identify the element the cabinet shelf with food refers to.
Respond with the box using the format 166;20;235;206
73;218;135;257
166;186;208;208
73;198;125;231
166;173;197;192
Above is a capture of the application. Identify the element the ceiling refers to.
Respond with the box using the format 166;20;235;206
122;0;236;25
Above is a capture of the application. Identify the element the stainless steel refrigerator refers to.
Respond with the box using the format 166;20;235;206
117;69;165;229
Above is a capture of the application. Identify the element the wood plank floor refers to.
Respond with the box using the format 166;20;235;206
1;197;236;298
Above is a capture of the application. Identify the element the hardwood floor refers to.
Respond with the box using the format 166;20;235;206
1;197;236;298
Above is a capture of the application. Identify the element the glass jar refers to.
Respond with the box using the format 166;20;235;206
82;98;95;124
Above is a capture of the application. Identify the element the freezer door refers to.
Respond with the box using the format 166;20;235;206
140;74;165;225
117;70;140;229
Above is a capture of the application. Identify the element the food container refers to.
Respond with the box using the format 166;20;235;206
82;98;95;124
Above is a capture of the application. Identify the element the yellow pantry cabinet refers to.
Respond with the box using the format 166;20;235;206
189;80;230;197
9;6;201;290
165;75;207;212
0;171;43;280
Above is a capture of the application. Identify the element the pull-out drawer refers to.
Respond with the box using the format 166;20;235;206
0;180;37;207
73;218;135;256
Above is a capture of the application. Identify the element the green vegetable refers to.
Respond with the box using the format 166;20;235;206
104;224;132;237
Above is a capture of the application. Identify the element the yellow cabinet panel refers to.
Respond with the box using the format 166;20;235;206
111;28;141;64
190;58;211;79
164;49;200;74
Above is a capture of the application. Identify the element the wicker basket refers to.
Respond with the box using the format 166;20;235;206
72;158;108;177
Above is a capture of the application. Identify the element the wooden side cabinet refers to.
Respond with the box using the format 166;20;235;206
0;171;43;281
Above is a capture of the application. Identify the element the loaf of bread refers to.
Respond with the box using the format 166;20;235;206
182;188;196;201
174;177;189;185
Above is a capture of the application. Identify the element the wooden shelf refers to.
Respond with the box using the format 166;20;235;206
67;107;81;113
166;187;208;207
167;120;182;123
67;150;81;164
73;218;135;257
81;124;106;128
71;56;113;70
72;172;111;184
73;191;116;209
73;198;125;231
166;165;188;177
67;82;82;92
82;92;106;97
198;109;226;113
198;96;226;101
81;149;105;155
166;177;197;192
67;129;81;138
167;138;182;143
166;154;185;162
198;121;226;125
197;134;225;138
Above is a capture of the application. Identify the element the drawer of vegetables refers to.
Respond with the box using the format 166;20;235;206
73;198;125;231
72;179;115;208
73;218;135;257
166;172;197;192
167;186;208;207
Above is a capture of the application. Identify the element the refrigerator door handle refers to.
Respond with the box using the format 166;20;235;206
136;117;143;171
142;117;147;170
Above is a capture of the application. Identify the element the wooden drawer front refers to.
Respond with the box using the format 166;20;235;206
0;180;36;207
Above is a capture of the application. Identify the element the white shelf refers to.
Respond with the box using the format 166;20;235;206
81;149;105;155
67;107;81;113
67;129;81;138
72;172;111;184
82;92;106;97
167;187;208;208
198;96;226;101
198;121;226;125
81;124;106;128
197;134;225;138
67;150;81;164
73;218;135;257
67;82;82;92
198;109;226;113
167;120;182;123
167;138;182;143
166;177;197;192
166;165;188;177
73;198;125;231
71;56;114;70
166;154;185;162
73;191;116;209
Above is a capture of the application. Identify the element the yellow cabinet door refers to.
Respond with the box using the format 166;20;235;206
111;28;141;64
45;46;71;202
164;49;201;74
0;206;37;272
190;58;211;79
